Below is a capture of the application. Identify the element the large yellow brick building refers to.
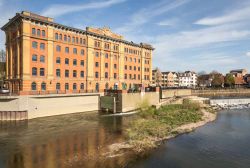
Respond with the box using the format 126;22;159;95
1;11;153;95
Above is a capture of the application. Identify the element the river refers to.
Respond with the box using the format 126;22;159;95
0;109;250;168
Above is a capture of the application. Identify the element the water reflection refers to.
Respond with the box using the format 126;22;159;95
0;112;133;168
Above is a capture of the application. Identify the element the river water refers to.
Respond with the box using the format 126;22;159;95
0;109;250;168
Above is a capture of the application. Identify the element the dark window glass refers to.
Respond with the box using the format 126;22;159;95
95;72;99;78
31;82;36;91
114;64;117;69
59;34;62;40
37;29;41;36
73;70;77;77
105;63;108;68
105;72;108;79
73;83;77;90
40;55;45;63
40;68;45;76
41;82;46;91
64;35;67;41
65;58;69;65
95;62;99;67
81;71;84;78
32;28;36;35
32;54;37;61
65;70;69;77
32;41;38;49
80;60;84;66
42;30;45;37
73;48;77;54
81;49;84;55
56;69;60;77
65;47;69;53
80;83;84;90
56;57;60;64
56;45;61;52
65;83;69;90
114;73;117;79
55;33;58;40
56;83;60;90
73;59;77;66
40;43;45;50
32;67;37;76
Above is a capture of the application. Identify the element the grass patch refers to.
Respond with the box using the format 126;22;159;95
126;99;203;153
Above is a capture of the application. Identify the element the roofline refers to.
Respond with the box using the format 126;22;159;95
1;12;155;50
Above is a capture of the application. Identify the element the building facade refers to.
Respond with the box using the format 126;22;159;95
179;71;197;88
1;11;153;95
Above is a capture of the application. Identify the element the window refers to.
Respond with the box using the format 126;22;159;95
40;43;45;50
81;71;84;78
65;58;69;65
125;57;127;61
65;70;69;77
81;49;84;55
41;82;46;91
73;70;77;77
138;67;140;71
32;67;37;76
114;73;117;79
65;47;69;53
125;65;127;70
80;60;84;66
40;68;45;76
95;72;99;78
114;64;117;69
76;37;79;44
124;74;127;79
72;37;75;43
64;35;67;41
95;62;99;67
55;33;58;40
65;83;69;90
32;41;38;49
105;72;108;79
56;57;61;64
105;63;108;68
32;54;37;62
134;58;136;63
43;30;48;38
56;83;60;90
80;38;83;44
73;48;77;54
130;58;132;62
80;83;84;90
37;29;41;36
95;52;99;57
83;39;86;45
129;74;132;79
68;36;71;43
129;66;132;70
56;69;60;77
59;34;62;40
73;83;77;90
56;45;61;52
73;59;77;66
134;74;136;80
105;53;108;58
40;55;45;63
31;82;36;91
134;66;136;71
138;75;140;80
32;28;36;35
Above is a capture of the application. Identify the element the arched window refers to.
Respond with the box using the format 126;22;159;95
55;33;58;40
40;55;45;63
37;29;41;36
32;67;37;76
95;83;99;92
64;35;67;41
41;82;46;91
31;82;36;91
32;28;36;35
65;83;69;90
42;30;45;37
80;83;84;90
59;34;62;40
56;83;60;90
73;83;77;90
68;36;71;43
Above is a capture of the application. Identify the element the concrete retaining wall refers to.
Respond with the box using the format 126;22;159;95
192;89;250;97
0;94;100;120
118;92;160;112
162;89;192;98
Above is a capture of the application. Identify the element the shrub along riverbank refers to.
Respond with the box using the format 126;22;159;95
125;99;215;153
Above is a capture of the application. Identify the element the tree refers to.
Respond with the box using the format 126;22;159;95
211;74;224;88
154;67;162;87
224;74;235;88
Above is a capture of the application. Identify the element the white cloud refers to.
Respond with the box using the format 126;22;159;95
157;18;178;26
41;0;126;18
195;5;250;26
246;52;250;57
115;0;191;33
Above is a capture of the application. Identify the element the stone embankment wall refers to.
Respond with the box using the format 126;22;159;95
192;89;250;97
210;98;250;106
162;89;192;98
118;92;160;112
0;93;100;120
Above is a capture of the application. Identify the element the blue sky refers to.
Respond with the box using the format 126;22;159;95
0;0;250;74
